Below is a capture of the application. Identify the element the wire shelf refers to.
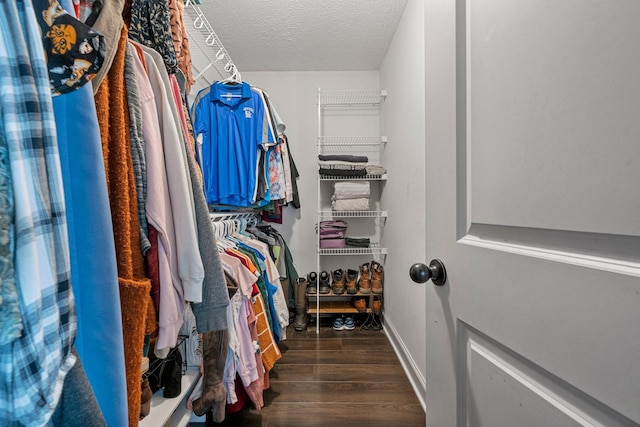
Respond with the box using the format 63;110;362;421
319;174;387;181
318;246;388;256
318;210;388;218
319;90;387;106
184;0;240;82
317;136;387;147
317;137;386;157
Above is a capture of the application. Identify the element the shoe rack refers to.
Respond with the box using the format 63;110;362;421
310;88;388;333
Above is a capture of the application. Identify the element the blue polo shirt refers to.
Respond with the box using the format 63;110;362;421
193;82;275;207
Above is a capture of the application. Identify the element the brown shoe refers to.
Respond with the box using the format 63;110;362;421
139;376;152;420
358;262;371;294
372;297;382;314
354;298;367;313
371;261;384;294
332;269;346;294
345;269;358;294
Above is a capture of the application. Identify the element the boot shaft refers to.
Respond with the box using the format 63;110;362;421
294;277;307;309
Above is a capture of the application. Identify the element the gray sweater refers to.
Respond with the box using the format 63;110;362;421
186;140;229;332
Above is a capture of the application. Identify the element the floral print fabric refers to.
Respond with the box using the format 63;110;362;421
168;0;195;93
128;0;178;75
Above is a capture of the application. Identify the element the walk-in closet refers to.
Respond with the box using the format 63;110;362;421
0;0;425;425
4;0;639;426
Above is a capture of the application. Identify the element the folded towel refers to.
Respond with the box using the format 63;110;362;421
333;181;369;194
319;154;368;163
332;198;370;211
318;160;368;171
345;237;371;248
319;168;367;177
365;164;386;176
333;181;370;200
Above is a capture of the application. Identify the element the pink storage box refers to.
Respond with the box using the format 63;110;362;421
319;227;347;239
319;238;346;249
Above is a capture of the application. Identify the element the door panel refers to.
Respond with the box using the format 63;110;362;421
424;0;640;426
459;323;634;427
465;0;640;236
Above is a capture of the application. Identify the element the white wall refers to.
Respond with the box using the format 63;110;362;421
236;71;380;277
379;0;427;406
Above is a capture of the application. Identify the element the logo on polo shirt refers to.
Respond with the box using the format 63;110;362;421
243;107;254;119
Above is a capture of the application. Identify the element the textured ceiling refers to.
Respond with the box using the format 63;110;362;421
188;0;408;75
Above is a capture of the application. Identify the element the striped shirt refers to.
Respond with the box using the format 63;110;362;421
0;0;76;424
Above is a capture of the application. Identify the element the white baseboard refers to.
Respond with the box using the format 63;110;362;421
384;318;427;412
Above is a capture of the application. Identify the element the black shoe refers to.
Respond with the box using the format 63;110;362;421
307;272;318;294
319;270;331;294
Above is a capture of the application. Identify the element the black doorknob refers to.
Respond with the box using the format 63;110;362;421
409;259;447;286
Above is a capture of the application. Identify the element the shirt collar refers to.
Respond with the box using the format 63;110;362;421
211;82;252;103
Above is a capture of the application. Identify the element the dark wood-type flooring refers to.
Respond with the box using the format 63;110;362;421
194;317;425;427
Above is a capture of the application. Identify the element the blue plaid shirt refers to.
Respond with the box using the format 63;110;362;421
0;0;77;425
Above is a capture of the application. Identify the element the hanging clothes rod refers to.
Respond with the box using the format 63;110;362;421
210;213;260;238
183;0;240;83
210;212;259;222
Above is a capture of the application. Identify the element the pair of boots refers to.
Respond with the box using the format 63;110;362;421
331;269;358;295
358;261;384;294
306;271;331;294
354;296;382;313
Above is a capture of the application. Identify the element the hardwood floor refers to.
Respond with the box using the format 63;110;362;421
196;317;425;427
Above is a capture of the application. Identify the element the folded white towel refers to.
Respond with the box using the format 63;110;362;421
332;181;370;199
332;197;370;211
365;164;386;176
333;181;370;193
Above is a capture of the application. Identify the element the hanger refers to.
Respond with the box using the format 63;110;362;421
218;62;243;86
237;218;253;238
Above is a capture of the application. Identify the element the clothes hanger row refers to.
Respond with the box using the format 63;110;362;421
210;214;259;239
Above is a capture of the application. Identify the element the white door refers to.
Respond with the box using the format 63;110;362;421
420;1;640;426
